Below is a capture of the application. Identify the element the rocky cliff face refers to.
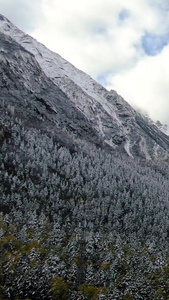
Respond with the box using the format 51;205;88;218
0;14;169;160
2;15;169;300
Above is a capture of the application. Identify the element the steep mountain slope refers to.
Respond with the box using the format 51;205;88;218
0;31;104;152
2;15;169;300
1;14;169;159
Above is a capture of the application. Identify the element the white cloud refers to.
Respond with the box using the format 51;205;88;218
31;0;165;77
1;0;169;125
107;45;169;125
0;0;43;32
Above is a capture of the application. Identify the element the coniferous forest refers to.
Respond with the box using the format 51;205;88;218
1;14;169;299
1;102;169;300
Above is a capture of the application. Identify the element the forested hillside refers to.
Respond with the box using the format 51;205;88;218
1;103;169;299
1;13;169;300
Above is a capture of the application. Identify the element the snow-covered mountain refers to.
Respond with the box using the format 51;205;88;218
1;14;169;160
3;15;169;300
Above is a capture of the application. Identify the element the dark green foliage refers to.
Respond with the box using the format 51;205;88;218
50;276;69;300
123;293;133;300
78;284;106;300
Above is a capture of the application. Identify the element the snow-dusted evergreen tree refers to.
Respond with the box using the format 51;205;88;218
1;108;169;299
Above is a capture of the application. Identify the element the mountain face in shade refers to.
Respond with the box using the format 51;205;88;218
0;13;169;160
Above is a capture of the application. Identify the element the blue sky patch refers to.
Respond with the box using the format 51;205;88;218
119;9;129;21
97;75;107;87
142;32;169;56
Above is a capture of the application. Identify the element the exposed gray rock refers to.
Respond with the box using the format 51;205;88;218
0;32;103;152
0;14;169;160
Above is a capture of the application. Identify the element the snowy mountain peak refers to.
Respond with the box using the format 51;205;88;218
1;14;169;159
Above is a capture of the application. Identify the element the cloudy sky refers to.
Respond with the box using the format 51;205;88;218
1;0;169;125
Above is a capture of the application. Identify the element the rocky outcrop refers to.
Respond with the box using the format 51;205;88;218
0;14;169;159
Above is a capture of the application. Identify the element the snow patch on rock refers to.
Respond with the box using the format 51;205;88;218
124;139;134;158
139;137;151;160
